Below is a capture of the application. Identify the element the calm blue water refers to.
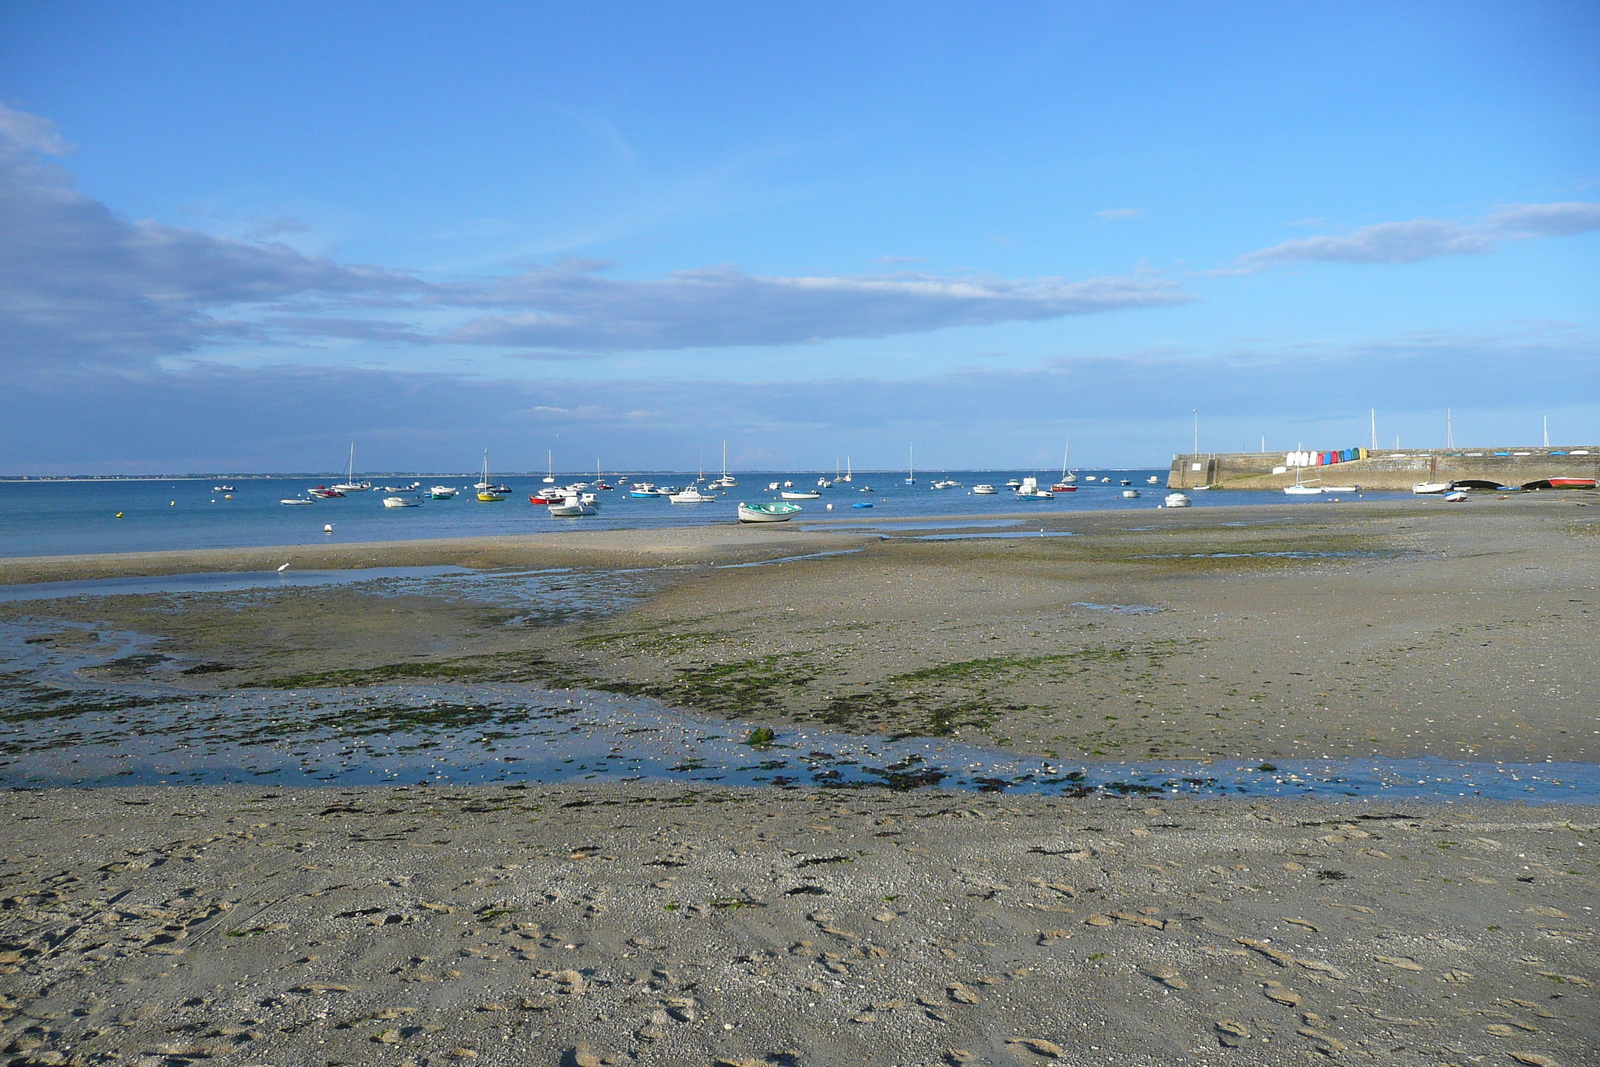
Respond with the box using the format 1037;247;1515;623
0;472;1402;558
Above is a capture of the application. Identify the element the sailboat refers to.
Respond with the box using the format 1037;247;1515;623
905;445;916;485
841;456;852;482
711;441;737;488
331;443;371;492
543;451;556;484
476;451;507;501
1051;441;1078;492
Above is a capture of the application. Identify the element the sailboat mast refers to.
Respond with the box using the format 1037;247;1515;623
1061;440;1069;480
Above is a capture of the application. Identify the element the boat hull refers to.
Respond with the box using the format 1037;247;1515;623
738;502;802;522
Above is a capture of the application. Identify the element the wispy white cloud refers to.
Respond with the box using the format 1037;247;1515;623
0;103;71;155
431;264;1193;352
0;105;1195;372
1236;202;1600;269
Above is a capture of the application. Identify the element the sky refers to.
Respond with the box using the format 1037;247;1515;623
2;0;1598;474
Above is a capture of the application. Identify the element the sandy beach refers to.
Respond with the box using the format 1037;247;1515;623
2;496;1597;1065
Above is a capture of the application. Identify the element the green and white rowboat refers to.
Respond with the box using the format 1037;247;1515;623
737;501;802;523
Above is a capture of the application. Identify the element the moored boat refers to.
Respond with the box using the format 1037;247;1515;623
382;495;421;508
429;486;459;499
280;497;314;505
1163;492;1191;507
972;484;998;494
669;487;716;503
780;490;821;500
476;450;506;501
738;501;802;522
548;500;596;517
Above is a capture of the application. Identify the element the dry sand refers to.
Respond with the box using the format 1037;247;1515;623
0;786;1594;1066
2;496;1598;1065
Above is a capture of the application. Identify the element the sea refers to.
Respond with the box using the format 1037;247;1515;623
0;470;1404;558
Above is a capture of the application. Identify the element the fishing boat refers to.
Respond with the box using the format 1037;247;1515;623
738;501;802;523
429;486;458;499
669;487;717;503
1163;492;1191;507
476;451;507;501
972;484;998;494
382;495;421;508
1015;477;1053;499
331;444;371;492
781;489;821;500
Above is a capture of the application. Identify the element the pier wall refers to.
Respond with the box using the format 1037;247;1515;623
1166;447;1600;490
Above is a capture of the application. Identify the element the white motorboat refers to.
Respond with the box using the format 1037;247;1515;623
1412;481;1453;494
1444;491;1469;502
669;487;717;504
738;501;802;523
1015;477;1053;499
1122;489;1141;498
280;497;314;505
1164;492;1192;508
1005;478;1022;488
1147;476;1160;484
429;486;459;499
931;479;961;490
972;484;998;494
382;496;421;508
1323;485;1360;494
768;481;781;491
548;501;596;517
781;490;821;500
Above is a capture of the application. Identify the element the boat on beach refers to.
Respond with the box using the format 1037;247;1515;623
1164;492;1192;507
738;501;802;522
1412;481;1453;494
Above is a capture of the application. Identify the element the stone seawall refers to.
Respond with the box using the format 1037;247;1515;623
1167;446;1600;490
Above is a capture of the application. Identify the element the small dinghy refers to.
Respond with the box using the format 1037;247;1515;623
738;501;802;522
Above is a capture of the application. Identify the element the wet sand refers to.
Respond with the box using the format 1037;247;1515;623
2;496;1598;1065
6;496;1597;764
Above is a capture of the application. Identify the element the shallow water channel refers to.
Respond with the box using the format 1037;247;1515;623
2;566;1596;803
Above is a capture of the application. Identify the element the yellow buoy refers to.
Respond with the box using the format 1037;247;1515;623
115;512;123;519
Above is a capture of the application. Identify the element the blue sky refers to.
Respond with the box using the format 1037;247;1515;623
2;1;1597;474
